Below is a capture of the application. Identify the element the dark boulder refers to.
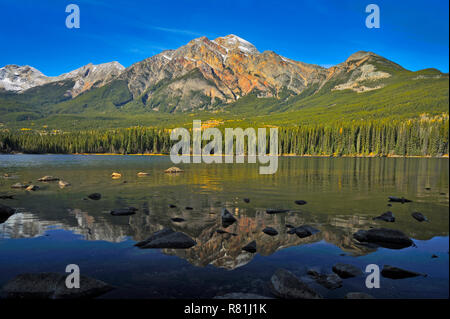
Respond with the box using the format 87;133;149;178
168;204;177;208
110;207;138;216
135;228;196;249
388;196;412;203
287;225;320;238
373;211;395;222
266;209;289;214
1;272;114;299
242;241;257;253
307;269;342;289
269;269;321;299
87;193;101;200
0;204;16;223
243;198;250;203
185;206;193;210
353;228;413;249
171;217;185;222
221;208;237;228
262;227;278;236
411;212;428;222
294;200;307;205
332;263;363;279
381;265;426;279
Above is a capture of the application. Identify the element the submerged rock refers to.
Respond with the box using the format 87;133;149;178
388;196;412;203
168;204;177;208
185;206;193;210
26;185;39;191
332;263;363;279
266;209;289;214
87;193;101;200
294;200;307;205
0;204;16;223
164;167;183;173
411;212;428;222
243;198;250;203
171;217;185;222
307;269;342;289
269;269;321;299
353;228;413;249
137;172;149;177
287;225;320;238
135;228;196;249
110;207;138;216
345;292;375;299
262;227;278;236
0;195;14;199
373;211;395;222
214;293;272;299
2;272;114;299
381;265;426;279
37;176;59;182
242;241;257;253
11;182;28;189
285;224;295;228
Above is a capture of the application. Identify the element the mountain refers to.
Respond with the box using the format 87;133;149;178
0;34;448;129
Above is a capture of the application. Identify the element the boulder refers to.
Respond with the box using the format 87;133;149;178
110;207;138;216
185;206;193;210
37;176;59;182
111;172;122;178
1;272;113;299
287;225;320;238
345;292;375;299
294;200;307;205
332;263;363;279
411;212;428;222
388;196;412;203
373;211;395;222
26;185;39;191
137;172;149;177
164;167;183;173
242;241;257;253
262;227;278;236
307;269;342;289
58;180;71;188
171;217;185;222
168;204;177;208
135;228;196;249
266;209;289;214
353;228;413;249
243;198;250;203
11;182;28;189
87;193;101;200
221;208;237;228
269;269;321;299
381;265;426;279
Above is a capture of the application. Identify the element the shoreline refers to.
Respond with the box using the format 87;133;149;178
1;152;448;158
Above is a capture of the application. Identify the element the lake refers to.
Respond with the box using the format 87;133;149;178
0;155;448;298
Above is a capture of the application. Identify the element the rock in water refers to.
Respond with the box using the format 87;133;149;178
373;211;395;222
111;172;122;178
134;228;196;249
381;265;426;279
242;241;257;253
221;208;237;228
110;207;138;216
332;263;363;279
26;185;39;191
345;292;375;299
287;225;320;238
388;196;412;203
243;198;250;203
269;269;321;299
58;180;71;188
185;206;193;210
164;167;183;173
0;204;16;223
87;193;101;200
37;176;59;182
353;228;413;249
137;172;149;177
266;209;289;214
171;217;185;222
11;182;28;189
0;195;14;199
262;227;278;236
411;212;428;222
307;269;342;289
2;273;114;299
294;200;307;205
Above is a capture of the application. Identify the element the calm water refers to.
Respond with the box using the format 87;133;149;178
0;155;448;299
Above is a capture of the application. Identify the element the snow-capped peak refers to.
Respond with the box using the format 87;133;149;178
213;34;259;55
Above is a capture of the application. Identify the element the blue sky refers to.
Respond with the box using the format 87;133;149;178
0;0;448;76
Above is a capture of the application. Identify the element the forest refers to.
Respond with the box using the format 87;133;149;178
0;115;448;157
